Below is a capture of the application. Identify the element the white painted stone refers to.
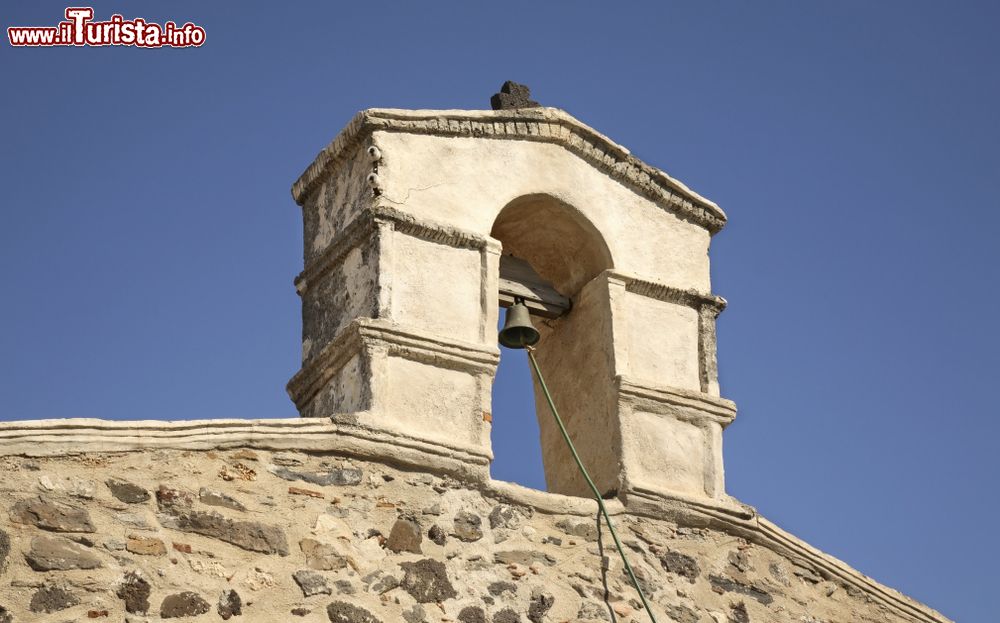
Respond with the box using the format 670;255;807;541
287;107;735;504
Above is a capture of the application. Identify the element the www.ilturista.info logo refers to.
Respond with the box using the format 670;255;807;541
8;8;206;48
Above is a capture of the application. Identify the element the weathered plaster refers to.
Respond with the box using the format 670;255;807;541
289;108;733;506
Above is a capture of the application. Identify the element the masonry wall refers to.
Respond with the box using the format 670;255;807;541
0;107;950;623
0;443;946;623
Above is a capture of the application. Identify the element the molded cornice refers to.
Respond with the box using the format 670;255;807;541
292;108;727;234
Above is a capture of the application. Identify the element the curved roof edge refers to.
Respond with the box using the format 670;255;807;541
0;417;952;623
291;107;728;234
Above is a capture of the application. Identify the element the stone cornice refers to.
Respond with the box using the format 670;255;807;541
608;270;727;314
291;108;728;234
286;318;499;410
616;376;737;426
0;417;336;455
295;205;491;296
0;417;490;477
0;419;951;623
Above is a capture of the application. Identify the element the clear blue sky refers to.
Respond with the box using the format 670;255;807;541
2;3;996;620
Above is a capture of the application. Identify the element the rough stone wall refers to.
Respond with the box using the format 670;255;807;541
0;448;940;623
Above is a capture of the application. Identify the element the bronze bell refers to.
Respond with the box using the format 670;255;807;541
498;299;540;349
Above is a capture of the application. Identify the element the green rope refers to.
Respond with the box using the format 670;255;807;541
525;347;659;623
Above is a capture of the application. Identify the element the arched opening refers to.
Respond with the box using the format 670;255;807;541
491;194;612;297
490;307;547;490
489;194;614;495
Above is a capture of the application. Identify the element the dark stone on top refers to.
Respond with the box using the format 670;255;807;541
490;81;541;110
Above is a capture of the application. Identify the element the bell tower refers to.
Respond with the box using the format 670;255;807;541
287;90;736;507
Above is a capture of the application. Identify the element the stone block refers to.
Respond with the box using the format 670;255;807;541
10;496;95;532
25;535;102;570
160;592;210;618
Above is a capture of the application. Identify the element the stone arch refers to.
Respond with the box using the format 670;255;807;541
491;193;613;298
490;194;617;497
